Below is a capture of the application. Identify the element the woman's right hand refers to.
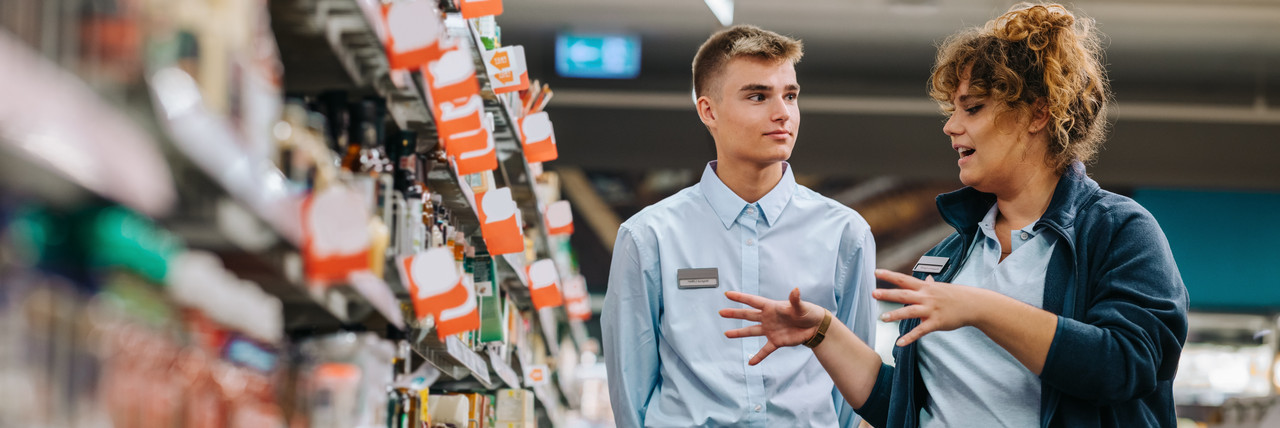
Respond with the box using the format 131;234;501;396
719;288;828;365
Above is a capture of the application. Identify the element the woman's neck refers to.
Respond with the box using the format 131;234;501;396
994;167;1061;230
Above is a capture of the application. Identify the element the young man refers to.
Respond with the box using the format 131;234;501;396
602;25;877;427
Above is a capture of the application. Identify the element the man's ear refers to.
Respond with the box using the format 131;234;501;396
1028;98;1050;134
697;95;716;128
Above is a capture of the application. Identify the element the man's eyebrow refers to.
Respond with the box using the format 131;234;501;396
785;84;800;92
738;84;771;92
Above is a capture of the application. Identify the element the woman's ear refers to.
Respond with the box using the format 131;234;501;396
1028;98;1050;134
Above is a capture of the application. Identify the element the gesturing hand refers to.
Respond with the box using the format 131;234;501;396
873;269;995;347
719;288;826;365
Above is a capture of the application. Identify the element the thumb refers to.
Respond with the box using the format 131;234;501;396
789;288;804;312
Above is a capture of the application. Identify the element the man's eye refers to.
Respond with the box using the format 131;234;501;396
748;94;764;102
785;93;798;101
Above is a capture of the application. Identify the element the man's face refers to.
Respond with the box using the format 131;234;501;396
698;57;800;168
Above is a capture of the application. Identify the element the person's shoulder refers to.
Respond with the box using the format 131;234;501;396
621;184;704;231
793;184;870;229
1079;188;1157;227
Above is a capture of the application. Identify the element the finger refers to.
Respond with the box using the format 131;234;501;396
875;269;925;290
926;275;936;282
724;291;770;309
724;324;764;339
789;288;804;313
872;288;922;305
749;342;779;366
895;321;936;347
718;308;763;322
878;305;929;323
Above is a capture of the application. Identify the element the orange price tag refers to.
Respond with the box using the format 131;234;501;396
518;112;558;163
526;259;563;310
460;0;503;19
447;127;497;176
523;364;548;385
302;187;372;284
382;1;445;70
482;46;529;94
396;248;480;337
564;275;591;321
476;188;524;255
425;48;480;105
434;95;484;145
544;200;573;236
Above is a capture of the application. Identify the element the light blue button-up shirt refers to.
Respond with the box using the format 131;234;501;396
603;161;876;428
918;203;1056;427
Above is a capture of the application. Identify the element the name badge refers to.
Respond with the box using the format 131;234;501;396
677;268;719;289
913;256;949;275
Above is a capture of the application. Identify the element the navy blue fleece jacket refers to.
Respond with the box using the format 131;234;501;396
856;163;1189;428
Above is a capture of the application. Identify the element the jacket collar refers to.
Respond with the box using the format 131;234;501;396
936;161;1099;239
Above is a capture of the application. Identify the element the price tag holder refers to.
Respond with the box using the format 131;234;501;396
397;247;480;337
302;186;372;284
482;46;529;94
526;259;563;309
544;200;573;236
517;111;558;163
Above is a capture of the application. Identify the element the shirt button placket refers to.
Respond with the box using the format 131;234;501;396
740;205;764;422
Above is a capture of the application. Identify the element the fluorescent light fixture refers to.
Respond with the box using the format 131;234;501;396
705;0;733;26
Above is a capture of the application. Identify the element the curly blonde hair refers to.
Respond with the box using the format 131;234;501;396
929;3;1111;172
693;25;804;100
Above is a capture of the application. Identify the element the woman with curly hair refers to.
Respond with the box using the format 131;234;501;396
719;3;1189;427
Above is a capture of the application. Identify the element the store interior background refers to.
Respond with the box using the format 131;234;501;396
2;0;1279;427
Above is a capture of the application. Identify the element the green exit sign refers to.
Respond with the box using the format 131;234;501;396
555;33;641;79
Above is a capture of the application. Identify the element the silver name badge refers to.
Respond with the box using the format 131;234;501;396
913;256;949;275
677;268;719;289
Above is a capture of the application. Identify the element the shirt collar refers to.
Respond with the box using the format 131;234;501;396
699;161;797;229
977;202;1042;239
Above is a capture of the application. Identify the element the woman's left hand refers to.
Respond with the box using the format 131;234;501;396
873;269;999;347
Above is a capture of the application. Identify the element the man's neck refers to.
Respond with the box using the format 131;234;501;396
714;159;785;204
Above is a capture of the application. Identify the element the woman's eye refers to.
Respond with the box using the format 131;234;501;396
965;104;984;115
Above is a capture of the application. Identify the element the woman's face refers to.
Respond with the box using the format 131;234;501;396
943;77;1051;194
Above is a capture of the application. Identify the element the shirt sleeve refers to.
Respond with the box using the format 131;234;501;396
603;225;662;428
1039;204;1190;404
833;220;877;427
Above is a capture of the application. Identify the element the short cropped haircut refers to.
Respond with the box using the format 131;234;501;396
692;25;804;100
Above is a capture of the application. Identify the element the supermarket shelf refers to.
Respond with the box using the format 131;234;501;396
513;346;568;428
425;158;482;231
495;253;533;311
148;66;405;333
150;68;307;247
444;15;555;257
493;253;562;360
0;32;176;218
534;382;567;428
270;0;440;146
410;325;495;389
484;344;524;389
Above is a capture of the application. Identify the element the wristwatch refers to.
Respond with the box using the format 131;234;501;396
802;309;833;349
